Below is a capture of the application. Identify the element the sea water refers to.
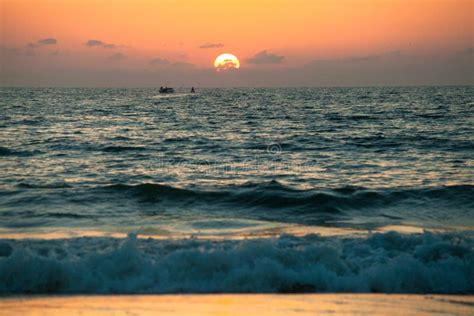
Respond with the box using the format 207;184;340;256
0;87;472;294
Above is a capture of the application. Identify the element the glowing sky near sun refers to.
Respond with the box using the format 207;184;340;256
1;0;472;86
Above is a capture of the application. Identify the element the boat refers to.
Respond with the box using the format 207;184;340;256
159;87;174;94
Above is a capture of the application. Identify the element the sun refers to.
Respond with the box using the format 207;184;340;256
214;53;240;72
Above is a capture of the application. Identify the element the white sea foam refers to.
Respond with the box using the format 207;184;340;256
0;231;472;294
151;93;195;99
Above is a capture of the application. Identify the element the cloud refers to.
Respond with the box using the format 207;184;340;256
343;51;401;62
199;42;224;49
26;38;58;49
150;58;194;68
150;57;170;66
172;62;194;68
86;39;116;49
49;50;61;56
460;47;473;55
449;47;473;62
86;40;103;47
108;52;126;60
310;51;402;65
38;38;57;45
343;54;382;62
0;45;19;56
247;50;285;64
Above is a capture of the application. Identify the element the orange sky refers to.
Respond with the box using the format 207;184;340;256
1;0;472;86
2;0;473;65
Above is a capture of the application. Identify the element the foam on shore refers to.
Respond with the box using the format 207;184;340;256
0;231;472;294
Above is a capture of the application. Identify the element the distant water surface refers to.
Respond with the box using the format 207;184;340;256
1;87;472;233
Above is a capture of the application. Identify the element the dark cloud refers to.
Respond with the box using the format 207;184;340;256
25;50;36;56
26;38;57;49
343;54;381;62
343;51;401;62
38;38;57;45
247;50;285;64
310;51;402;65
150;57;170;66
449;47;473;62
150;58;194;68
172;62;194;68
199;42;224;49
86;40;103;47
0;45;19;55
108;52;126;60
86;39;116;49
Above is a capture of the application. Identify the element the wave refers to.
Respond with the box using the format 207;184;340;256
2;181;472;228
17;182;71;189
0;231;472;294
102;145;147;153
97;182;474;228
104;182;474;217
0;146;38;157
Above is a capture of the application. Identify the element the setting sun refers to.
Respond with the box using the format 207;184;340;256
214;53;240;72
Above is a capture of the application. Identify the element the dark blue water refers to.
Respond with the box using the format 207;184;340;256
0;87;473;294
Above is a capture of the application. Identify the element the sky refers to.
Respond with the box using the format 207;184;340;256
1;0;473;87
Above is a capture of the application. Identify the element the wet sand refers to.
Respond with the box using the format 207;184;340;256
1;294;473;316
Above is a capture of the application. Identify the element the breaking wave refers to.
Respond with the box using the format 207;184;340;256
0;231;472;294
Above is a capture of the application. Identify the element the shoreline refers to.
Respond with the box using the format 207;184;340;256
1;294;473;315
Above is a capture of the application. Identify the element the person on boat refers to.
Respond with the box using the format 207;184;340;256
191;87;195;93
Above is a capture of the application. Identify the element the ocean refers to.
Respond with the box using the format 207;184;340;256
0;86;473;294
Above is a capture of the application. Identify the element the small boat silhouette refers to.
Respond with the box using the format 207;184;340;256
159;87;174;94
